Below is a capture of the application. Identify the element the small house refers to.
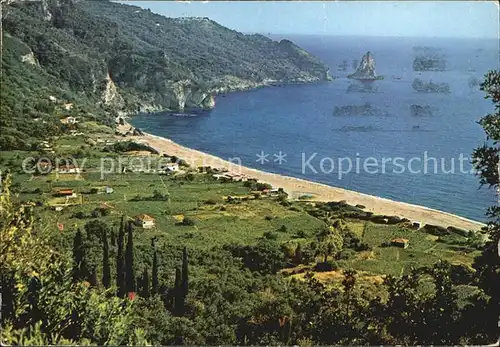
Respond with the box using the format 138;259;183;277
55;189;77;198
134;214;155;229
57;164;81;174
105;186;114;194
164;163;179;172
391;238;409;249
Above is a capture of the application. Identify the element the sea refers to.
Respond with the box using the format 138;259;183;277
130;35;499;222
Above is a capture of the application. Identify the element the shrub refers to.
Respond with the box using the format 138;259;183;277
71;211;87;219
295;230;307;238
314;260;339;272
354;242;371;252
423;224;449;236
264;215;274;221
277;225;288;233
256;182;272;191
263;231;278;240
182;217;196;226
336;249;356;260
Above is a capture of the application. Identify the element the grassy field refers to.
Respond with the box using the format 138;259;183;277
2;144;481;283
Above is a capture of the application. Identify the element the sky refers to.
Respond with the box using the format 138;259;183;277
121;1;499;39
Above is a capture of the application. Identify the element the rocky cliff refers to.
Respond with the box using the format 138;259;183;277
348;51;383;81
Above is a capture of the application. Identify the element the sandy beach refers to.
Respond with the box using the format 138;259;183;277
119;125;486;231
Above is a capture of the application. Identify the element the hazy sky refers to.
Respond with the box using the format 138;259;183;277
121;1;499;38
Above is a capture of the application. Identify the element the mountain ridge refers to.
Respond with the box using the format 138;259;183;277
1;0;331;149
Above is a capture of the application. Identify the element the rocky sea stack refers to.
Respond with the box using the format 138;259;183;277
347;51;384;81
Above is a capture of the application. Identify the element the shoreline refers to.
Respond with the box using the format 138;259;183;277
119;125;485;231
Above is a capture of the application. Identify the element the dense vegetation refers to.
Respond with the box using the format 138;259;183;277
0;68;498;344
0;0;330;150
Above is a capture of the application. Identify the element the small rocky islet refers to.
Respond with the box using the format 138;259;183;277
347;51;384;81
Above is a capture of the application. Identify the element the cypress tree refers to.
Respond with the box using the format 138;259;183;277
172;247;189;316
181;246;189;298
142;267;150;298
294;243;303;265
151;240;159;295
116;216;125;296
125;221;135;293
102;229;111;288
72;229;86;282
110;229;116;247
173;267;183;316
0;271;15;321
88;267;97;287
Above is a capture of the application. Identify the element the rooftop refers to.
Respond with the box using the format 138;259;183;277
135;214;155;222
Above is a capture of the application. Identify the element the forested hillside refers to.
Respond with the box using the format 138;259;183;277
0;0;331;150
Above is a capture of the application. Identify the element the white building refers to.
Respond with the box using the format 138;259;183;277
135;214;155;229
57;165;81;174
164;163;179;172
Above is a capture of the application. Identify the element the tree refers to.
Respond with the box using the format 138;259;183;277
342;269;357;334
141;267;150;298
173;267;183;316
293;243;303;265
72;229;87;282
125;221;135;293
116;216;125;297
471;70;500;343
426;261;460;344
110;229;116;247
89;267;97;287
151;240;159;295
102;229;111;289
181;247;189;300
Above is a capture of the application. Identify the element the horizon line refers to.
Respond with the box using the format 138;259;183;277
251;32;499;40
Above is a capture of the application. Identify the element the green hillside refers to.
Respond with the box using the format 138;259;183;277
1;0;330;150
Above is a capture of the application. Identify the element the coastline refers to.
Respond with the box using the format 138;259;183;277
119;125;486;232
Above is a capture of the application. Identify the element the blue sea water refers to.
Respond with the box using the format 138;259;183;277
131;35;499;222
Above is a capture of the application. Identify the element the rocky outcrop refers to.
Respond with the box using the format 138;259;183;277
348;51;383;81
201;94;215;108
102;72;124;107
170;81;215;110
20;52;38;66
